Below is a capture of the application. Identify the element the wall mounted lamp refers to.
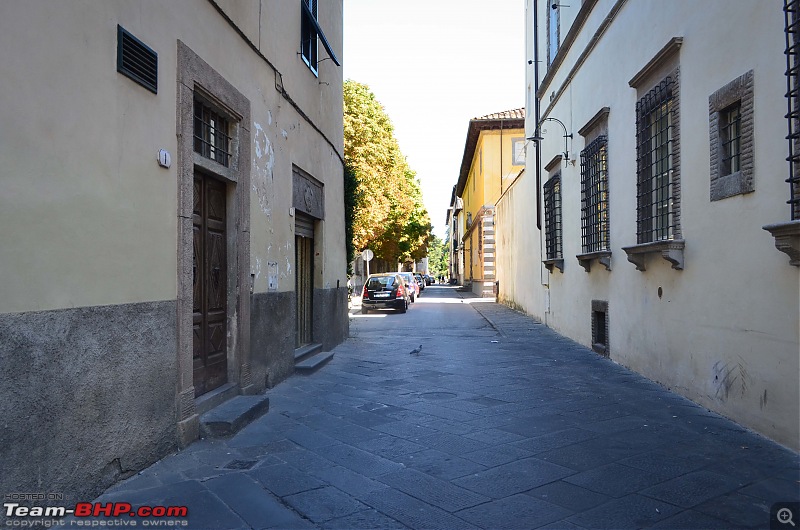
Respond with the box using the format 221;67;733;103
530;117;574;165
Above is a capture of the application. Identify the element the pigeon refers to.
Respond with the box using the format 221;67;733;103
409;344;422;355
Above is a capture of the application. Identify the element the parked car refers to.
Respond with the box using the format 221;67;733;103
398;272;419;302
361;273;410;314
424;274;434;285
414;273;425;292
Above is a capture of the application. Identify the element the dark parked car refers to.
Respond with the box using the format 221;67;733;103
414;273;425;292
361;273;410;314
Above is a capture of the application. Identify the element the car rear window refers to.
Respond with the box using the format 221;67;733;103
367;276;396;289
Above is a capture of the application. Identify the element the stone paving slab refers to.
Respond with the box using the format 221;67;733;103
87;287;799;529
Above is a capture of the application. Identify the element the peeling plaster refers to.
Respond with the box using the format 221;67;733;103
252;121;275;216
281;129;288;140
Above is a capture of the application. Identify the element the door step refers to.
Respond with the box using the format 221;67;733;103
199;394;270;438
294;343;334;374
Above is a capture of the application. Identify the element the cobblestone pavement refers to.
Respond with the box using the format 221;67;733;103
91;286;799;529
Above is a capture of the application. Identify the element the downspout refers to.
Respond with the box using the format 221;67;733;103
534;0;542;230
500;118;504;197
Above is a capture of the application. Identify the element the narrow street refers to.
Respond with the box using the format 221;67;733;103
92;285;799;529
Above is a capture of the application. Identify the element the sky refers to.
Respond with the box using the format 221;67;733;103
343;0;526;238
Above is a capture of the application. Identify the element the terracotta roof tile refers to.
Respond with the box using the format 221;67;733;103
473;108;526;121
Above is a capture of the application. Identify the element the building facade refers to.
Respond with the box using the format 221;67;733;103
0;0;348;501
456;110;525;296
497;0;799;450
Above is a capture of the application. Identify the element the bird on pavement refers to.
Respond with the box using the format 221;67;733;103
409;344;422;355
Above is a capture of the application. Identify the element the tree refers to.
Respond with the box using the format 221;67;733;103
426;235;449;280
343;80;431;265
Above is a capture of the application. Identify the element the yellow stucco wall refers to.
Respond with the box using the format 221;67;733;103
462;128;524;283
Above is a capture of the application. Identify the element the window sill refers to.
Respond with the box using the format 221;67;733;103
621;240;685;271
576;251;612;272
543;259;564;273
763;220;800;267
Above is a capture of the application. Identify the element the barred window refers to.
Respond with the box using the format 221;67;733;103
194;99;231;167
786;0;800;219
719;103;741;176
580;136;609;253
544;175;562;260
636;77;676;243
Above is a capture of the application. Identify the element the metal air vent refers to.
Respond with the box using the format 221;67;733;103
117;25;157;94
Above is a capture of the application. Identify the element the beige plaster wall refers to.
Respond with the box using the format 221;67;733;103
513;0;799;449
0;0;345;311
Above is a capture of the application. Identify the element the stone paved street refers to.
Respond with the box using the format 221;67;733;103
92;286;799;529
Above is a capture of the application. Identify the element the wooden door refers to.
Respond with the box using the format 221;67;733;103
295;228;314;347
193;174;228;396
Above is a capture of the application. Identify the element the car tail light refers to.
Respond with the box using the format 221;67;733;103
362;283;368;298
396;283;405;298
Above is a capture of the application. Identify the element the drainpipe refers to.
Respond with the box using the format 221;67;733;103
534;0;542;230
500;118;504;198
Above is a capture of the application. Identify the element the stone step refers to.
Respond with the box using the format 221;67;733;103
294;343;323;363
199;394;270;438
295;350;335;375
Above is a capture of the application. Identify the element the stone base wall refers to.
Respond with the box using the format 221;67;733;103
0;301;179;504
250;291;296;390
313;287;349;351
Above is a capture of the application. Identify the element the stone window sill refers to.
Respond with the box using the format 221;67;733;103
763;220;800;267
621;240;685;271
576;251;612;272
543;259;564;273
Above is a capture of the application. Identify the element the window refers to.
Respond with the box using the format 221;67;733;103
709;70;754;201
636;77;676;243
194;99;231;167
591;300;609;356
580;136;609;253
788;0;800;220
512;138;525;165
764;0;800;266
543;174;563;271
548;5;560;67
624;39;684;271
300;0;318;73
719;104;741;176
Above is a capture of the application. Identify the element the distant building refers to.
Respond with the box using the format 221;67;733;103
0;0;347;500
496;0;799;449
454;109;525;296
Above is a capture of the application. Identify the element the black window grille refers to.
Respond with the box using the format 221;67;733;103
544;175;562;260
301;0;319;73
194;100;231;167
116;25;157;94
636;77;676;243
785;0;800;219
720;103;741;176
580;136;610;253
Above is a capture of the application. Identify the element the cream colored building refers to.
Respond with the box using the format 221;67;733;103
497;0;799;450
0;0;347;500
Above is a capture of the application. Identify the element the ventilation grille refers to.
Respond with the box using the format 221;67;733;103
117;25;157;94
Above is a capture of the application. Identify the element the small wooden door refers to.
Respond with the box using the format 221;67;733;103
193;174;228;396
295;214;314;347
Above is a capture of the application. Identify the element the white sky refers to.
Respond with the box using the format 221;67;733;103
343;0;525;238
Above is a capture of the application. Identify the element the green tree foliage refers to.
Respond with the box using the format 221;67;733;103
344;80;431;264
343;165;358;272
426;234;449;280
